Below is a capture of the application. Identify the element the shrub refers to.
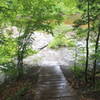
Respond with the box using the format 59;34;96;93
48;33;75;48
0;62;18;79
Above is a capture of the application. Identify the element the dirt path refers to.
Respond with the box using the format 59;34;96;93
34;65;79;100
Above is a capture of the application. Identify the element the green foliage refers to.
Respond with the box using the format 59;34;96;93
0;62;18;79
53;24;73;35
71;65;85;79
94;79;100;91
97;49;100;59
48;24;75;48
0;32;17;78
48;33;75;48
75;28;87;39
58;0;80;15
0;36;17;64
24;49;38;58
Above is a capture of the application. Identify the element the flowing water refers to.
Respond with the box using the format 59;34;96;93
24;32;74;67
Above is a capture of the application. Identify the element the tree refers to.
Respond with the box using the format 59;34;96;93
0;0;63;78
75;0;100;84
75;0;91;83
85;0;91;83
92;25;100;84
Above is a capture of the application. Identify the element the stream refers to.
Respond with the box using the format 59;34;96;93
23;32;74;67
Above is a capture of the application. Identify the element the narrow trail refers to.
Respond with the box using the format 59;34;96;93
34;65;78;100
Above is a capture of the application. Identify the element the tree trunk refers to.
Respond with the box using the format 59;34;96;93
85;0;90;83
16;25;33;79
92;25;100;84
17;47;24;79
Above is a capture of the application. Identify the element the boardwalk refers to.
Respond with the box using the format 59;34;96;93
34;66;78;100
